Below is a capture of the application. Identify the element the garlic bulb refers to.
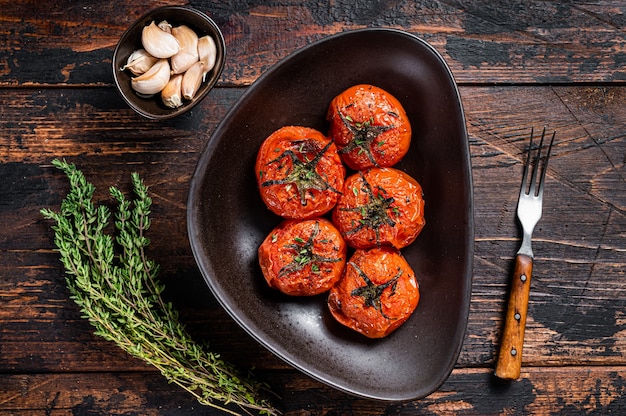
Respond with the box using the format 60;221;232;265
120;49;158;76
131;59;171;95
171;25;199;75
141;21;180;59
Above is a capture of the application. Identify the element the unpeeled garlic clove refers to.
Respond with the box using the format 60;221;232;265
197;35;217;79
181;61;204;100
142;21;179;59
171;25;199;74
131;59;171;95
121;49;158;76
161;73;184;108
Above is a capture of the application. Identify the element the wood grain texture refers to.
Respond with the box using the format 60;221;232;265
1;1;626;87
2;0;626;414
2;367;626;415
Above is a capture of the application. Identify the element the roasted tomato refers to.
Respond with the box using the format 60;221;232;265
326;84;411;170
256;126;345;219
328;247;419;338
332;167;425;249
258;218;347;296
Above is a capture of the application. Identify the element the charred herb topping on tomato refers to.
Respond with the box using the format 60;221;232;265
349;262;402;320
337;110;395;166
341;172;400;246
277;221;343;278
261;139;342;206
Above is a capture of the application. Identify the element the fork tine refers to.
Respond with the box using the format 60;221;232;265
528;127;547;196
520;127;534;196
537;130;556;196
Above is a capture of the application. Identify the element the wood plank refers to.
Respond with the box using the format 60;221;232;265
1;367;626;415
2;1;626;86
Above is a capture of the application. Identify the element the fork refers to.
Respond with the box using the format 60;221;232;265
495;127;556;380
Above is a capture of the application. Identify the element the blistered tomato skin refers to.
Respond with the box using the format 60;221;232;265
327;84;411;170
328;247;419;338
332;167;425;249
256;126;346;219
258;218;347;296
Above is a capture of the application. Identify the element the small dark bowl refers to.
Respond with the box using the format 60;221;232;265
112;6;225;120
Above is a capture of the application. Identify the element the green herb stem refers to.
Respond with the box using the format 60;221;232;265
42;159;280;416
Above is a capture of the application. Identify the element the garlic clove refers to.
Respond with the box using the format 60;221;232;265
181;61;204;100
157;20;172;33
171;52;198;75
171;25;199;74
121;49;158;76
142;21;180;59
161;73;184;108
131;59;171;95
197;35;217;79
172;25;199;52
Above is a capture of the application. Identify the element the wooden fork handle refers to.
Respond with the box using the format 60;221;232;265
495;254;533;380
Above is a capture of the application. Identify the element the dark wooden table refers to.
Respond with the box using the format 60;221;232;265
2;1;626;415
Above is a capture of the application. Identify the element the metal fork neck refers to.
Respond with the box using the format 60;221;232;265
517;230;535;258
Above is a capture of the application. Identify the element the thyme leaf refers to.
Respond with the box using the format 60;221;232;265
278;221;342;278
261;139;342;206
336;111;394;166
349;262;403;320
340;171;397;246
41;159;280;416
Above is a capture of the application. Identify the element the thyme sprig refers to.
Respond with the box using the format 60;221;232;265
41;159;280;416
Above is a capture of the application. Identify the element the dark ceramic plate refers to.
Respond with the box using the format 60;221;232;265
188;28;473;401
